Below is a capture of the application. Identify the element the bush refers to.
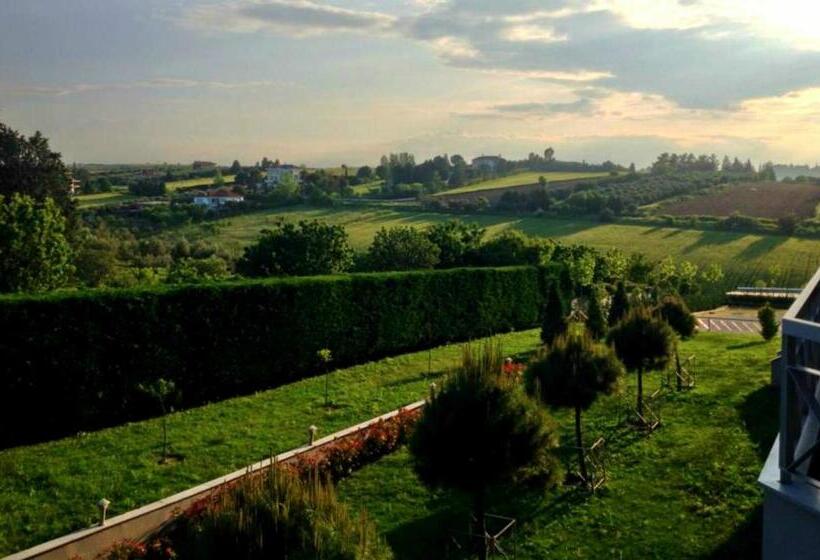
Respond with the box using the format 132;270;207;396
655;295;696;338
758;304;779;341
237;220;353;277
170;466;392;560
366;226;440;271
0;266;553;446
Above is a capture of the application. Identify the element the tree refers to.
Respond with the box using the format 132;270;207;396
778;214;798;236
237;220;353;277
366;226;440;271
477;230;551;267
166;256;230;284
758;304;779;341
212;169;225;188
229;160;242;174
425;219;485;268
544;147;555;163
527;330;623;482
655;295;695;339
138;378;177;464
607;280;630;326
73;225;121;287
410;343;560;558
607;308;675;424
0;122;73;216
541;281;568;345
0;194;73;292
586;286;607;340
356;165;373;181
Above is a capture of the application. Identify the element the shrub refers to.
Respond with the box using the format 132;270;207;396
585;286;607;340
0;266;553;446
366;226;440;271
758;304;779;341
171;466;392;560
540;280;568;345
237;219;353;277
410;342;560;551
607;280;630;326
655;295;696;338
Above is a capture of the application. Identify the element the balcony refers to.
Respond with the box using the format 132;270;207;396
759;266;820;560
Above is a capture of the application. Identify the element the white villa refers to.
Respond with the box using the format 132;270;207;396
264;165;301;188
193;188;244;209
760;266;820;559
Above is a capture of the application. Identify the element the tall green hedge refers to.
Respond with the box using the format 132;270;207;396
0;266;555;447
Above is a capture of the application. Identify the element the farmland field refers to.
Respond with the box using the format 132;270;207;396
74;190;136;209
164;175;236;191
163;205;820;306
436;171;611;197
658;181;820;219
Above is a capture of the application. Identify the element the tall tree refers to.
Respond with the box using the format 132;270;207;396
607;308;674;423
366;226;440;271
586;286;607;340
527;330;623;483
0;122;72;215
410;343;560;559
608;280;630;326
541;281;568;345
0;193;73;292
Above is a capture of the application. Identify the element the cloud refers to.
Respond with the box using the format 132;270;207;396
501;24;567;43
492;98;594;115
188;0;395;36
0;78;285;97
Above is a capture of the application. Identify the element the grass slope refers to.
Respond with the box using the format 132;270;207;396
338;332;779;559
164;175;236;191
75;191;137;209
437;171;611;196
168;206;820;295
0;330;538;556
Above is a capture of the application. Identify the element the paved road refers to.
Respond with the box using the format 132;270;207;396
696;317;761;334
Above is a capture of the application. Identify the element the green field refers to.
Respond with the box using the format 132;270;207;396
169;206;820;295
164;175;236;191
0;330;537;555
437;171;611;196
339;332;777;559
0;330;778;557
351;180;384;195
75;190;136;209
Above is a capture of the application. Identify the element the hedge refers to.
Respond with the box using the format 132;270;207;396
0;266;556;447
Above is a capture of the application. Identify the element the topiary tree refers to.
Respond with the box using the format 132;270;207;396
758;303;779;341
607;307;675;424
607;280;630;326
410;343;560;558
527;330;623;483
654;294;696;339
541;281;568;345
585;286;607;340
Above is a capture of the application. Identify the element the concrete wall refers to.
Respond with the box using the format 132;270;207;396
763;488;820;560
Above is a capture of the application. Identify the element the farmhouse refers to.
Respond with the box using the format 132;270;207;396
471;155;503;172
264;165;302;188
193;188;244;209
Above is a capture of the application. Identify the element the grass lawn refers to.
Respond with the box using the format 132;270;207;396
75;190;136;209
164;175;236;191
338;332;779;559
0;330;539;556
437;171;611;196
351;180;384;195
166;206;820;303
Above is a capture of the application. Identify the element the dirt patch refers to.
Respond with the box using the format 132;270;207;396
659;182;820;219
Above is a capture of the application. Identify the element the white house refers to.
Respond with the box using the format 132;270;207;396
264;165;301;188
193;188;244;209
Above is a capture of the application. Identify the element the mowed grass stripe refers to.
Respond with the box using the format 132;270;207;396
436;171;611;196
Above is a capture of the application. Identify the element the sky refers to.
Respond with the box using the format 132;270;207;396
1;0;820;167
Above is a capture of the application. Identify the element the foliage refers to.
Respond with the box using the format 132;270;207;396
171;466;392;560
655;295;696;339
0;266;553;447
366;226;440;271
137;378;177;464
237;219;353;276
128;179;167;197
410;342;561;533
608;281;630;326
165;256;230;284
758;304;779;341
585;286;607;340
0;194;73;292
424;219;485;268
477;229;552;267
0;122;72;215
540;280;568;345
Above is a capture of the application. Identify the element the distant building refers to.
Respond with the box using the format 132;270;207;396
471;155;503;172
69;178;81;195
193;188;244;209
264;165;301;188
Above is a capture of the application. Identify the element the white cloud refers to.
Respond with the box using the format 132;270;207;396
430;36;479;60
501;24;567;43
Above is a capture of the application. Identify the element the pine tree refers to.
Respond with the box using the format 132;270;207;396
541;281;568;345
608;281;630;326
586;287;607;340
